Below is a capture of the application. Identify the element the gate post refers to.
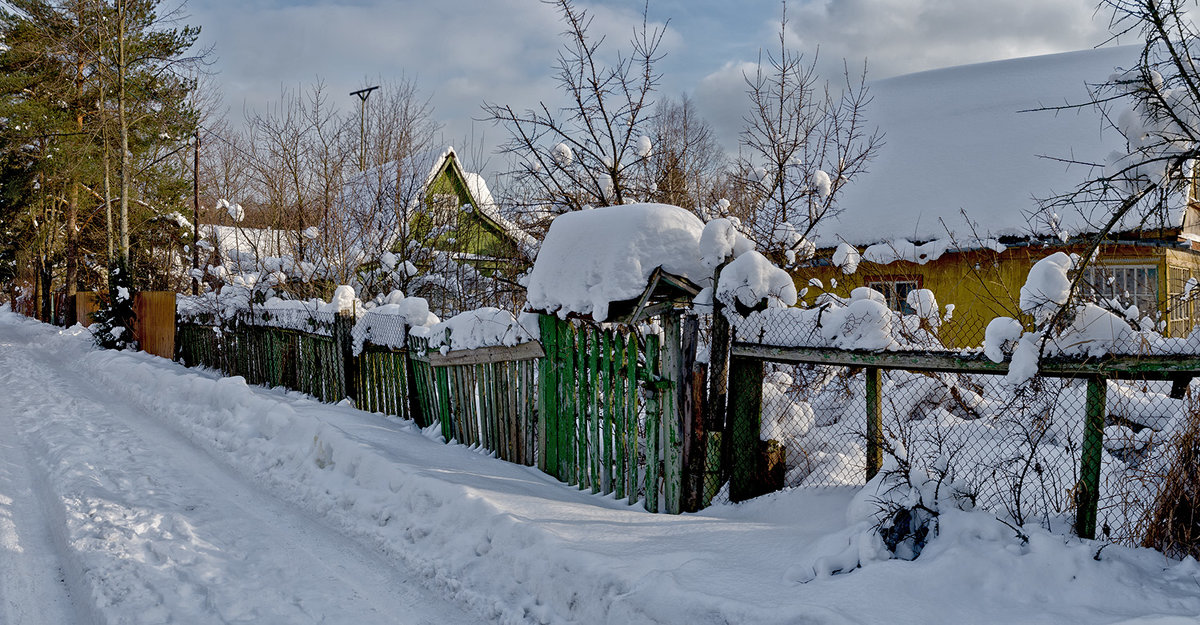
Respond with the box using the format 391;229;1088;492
865;367;884;481
1076;375;1107;539
728;354;764;503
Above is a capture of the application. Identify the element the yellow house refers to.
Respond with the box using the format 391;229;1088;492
800;237;1200;347
795;46;1200;346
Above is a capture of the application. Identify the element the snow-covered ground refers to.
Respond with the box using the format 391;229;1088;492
2;308;1200;624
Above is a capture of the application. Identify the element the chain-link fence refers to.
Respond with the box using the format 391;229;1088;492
723;300;1200;547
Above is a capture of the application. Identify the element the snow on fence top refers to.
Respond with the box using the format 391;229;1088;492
351;290;440;354
411;308;539;353
525;203;710;322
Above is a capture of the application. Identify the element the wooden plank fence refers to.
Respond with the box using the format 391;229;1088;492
536;315;678;512
407;334;540;464
176;317;345;403
175;310;695;514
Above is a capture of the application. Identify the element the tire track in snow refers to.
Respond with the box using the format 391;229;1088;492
0;319;481;625
0;341;83;625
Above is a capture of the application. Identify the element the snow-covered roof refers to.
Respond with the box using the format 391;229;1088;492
338;146;535;259
201;225;296;261
525;203;709;322
817;46;1155;247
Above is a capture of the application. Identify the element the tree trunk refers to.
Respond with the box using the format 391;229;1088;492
117;0;130;272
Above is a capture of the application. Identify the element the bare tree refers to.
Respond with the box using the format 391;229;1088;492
484;0;666;238
736;7;882;266
1033;0;1200;334
648;94;727;216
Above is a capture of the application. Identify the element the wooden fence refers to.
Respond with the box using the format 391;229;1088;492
174;311;700;514
176;315;346;403
407;335;540;463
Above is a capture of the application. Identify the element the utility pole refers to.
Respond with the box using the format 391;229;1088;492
192;130;201;295
350;85;379;171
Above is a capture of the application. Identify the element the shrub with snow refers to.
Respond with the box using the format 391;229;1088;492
716;250;798;316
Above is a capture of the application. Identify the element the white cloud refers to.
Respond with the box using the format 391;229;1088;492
187;0;1123;175
784;0;1110;79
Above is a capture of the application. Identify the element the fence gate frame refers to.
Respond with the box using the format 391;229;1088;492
727;342;1200;539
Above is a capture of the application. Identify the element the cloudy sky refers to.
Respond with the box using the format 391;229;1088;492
186;0;1118;169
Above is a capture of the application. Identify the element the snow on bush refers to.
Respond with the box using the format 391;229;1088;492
352;290;440;354
715;250;798;312
322;285;360;314
734;287;945;351
832;242;861;274
1020;251;1076;324
983;317;1023;363
525;203;709;321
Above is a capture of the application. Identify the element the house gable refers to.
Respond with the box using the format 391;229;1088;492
412;151;525;266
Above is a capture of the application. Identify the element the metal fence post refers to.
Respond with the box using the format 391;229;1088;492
1076;375;1107;539
865;367;883;481
728;355;763;503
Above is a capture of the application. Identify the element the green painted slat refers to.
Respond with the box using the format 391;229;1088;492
501;362;512;461
728;355;764;503
576;326;589;490
537;315;558;475
561;319;576;485
625;332;638;503
613;332;627;501
484;363;496;456
865;367;883;481
602;331;615;496
1077;376;1107;539
663;316;683;515
436;365;453;442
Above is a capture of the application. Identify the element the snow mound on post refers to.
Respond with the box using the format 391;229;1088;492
715;251;798;310
525;204;709;321
699;217;754;270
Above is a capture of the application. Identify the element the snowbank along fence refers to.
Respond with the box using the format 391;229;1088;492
175;307;705;513
725;311;1200;545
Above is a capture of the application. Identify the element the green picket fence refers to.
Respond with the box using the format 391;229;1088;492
177;312;690;514
357;345;415;423
175;319;344;403
537;315;671;511
407;335;540;465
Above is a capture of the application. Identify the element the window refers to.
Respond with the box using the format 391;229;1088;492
1080;264;1159;321
866;279;920;314
1168;266;1194;337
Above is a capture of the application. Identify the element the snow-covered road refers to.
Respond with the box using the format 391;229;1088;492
3;309;1200;624
0;316;479;624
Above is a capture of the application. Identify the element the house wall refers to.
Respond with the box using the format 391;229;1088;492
796;243;1181;347
1165;247;1200;337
